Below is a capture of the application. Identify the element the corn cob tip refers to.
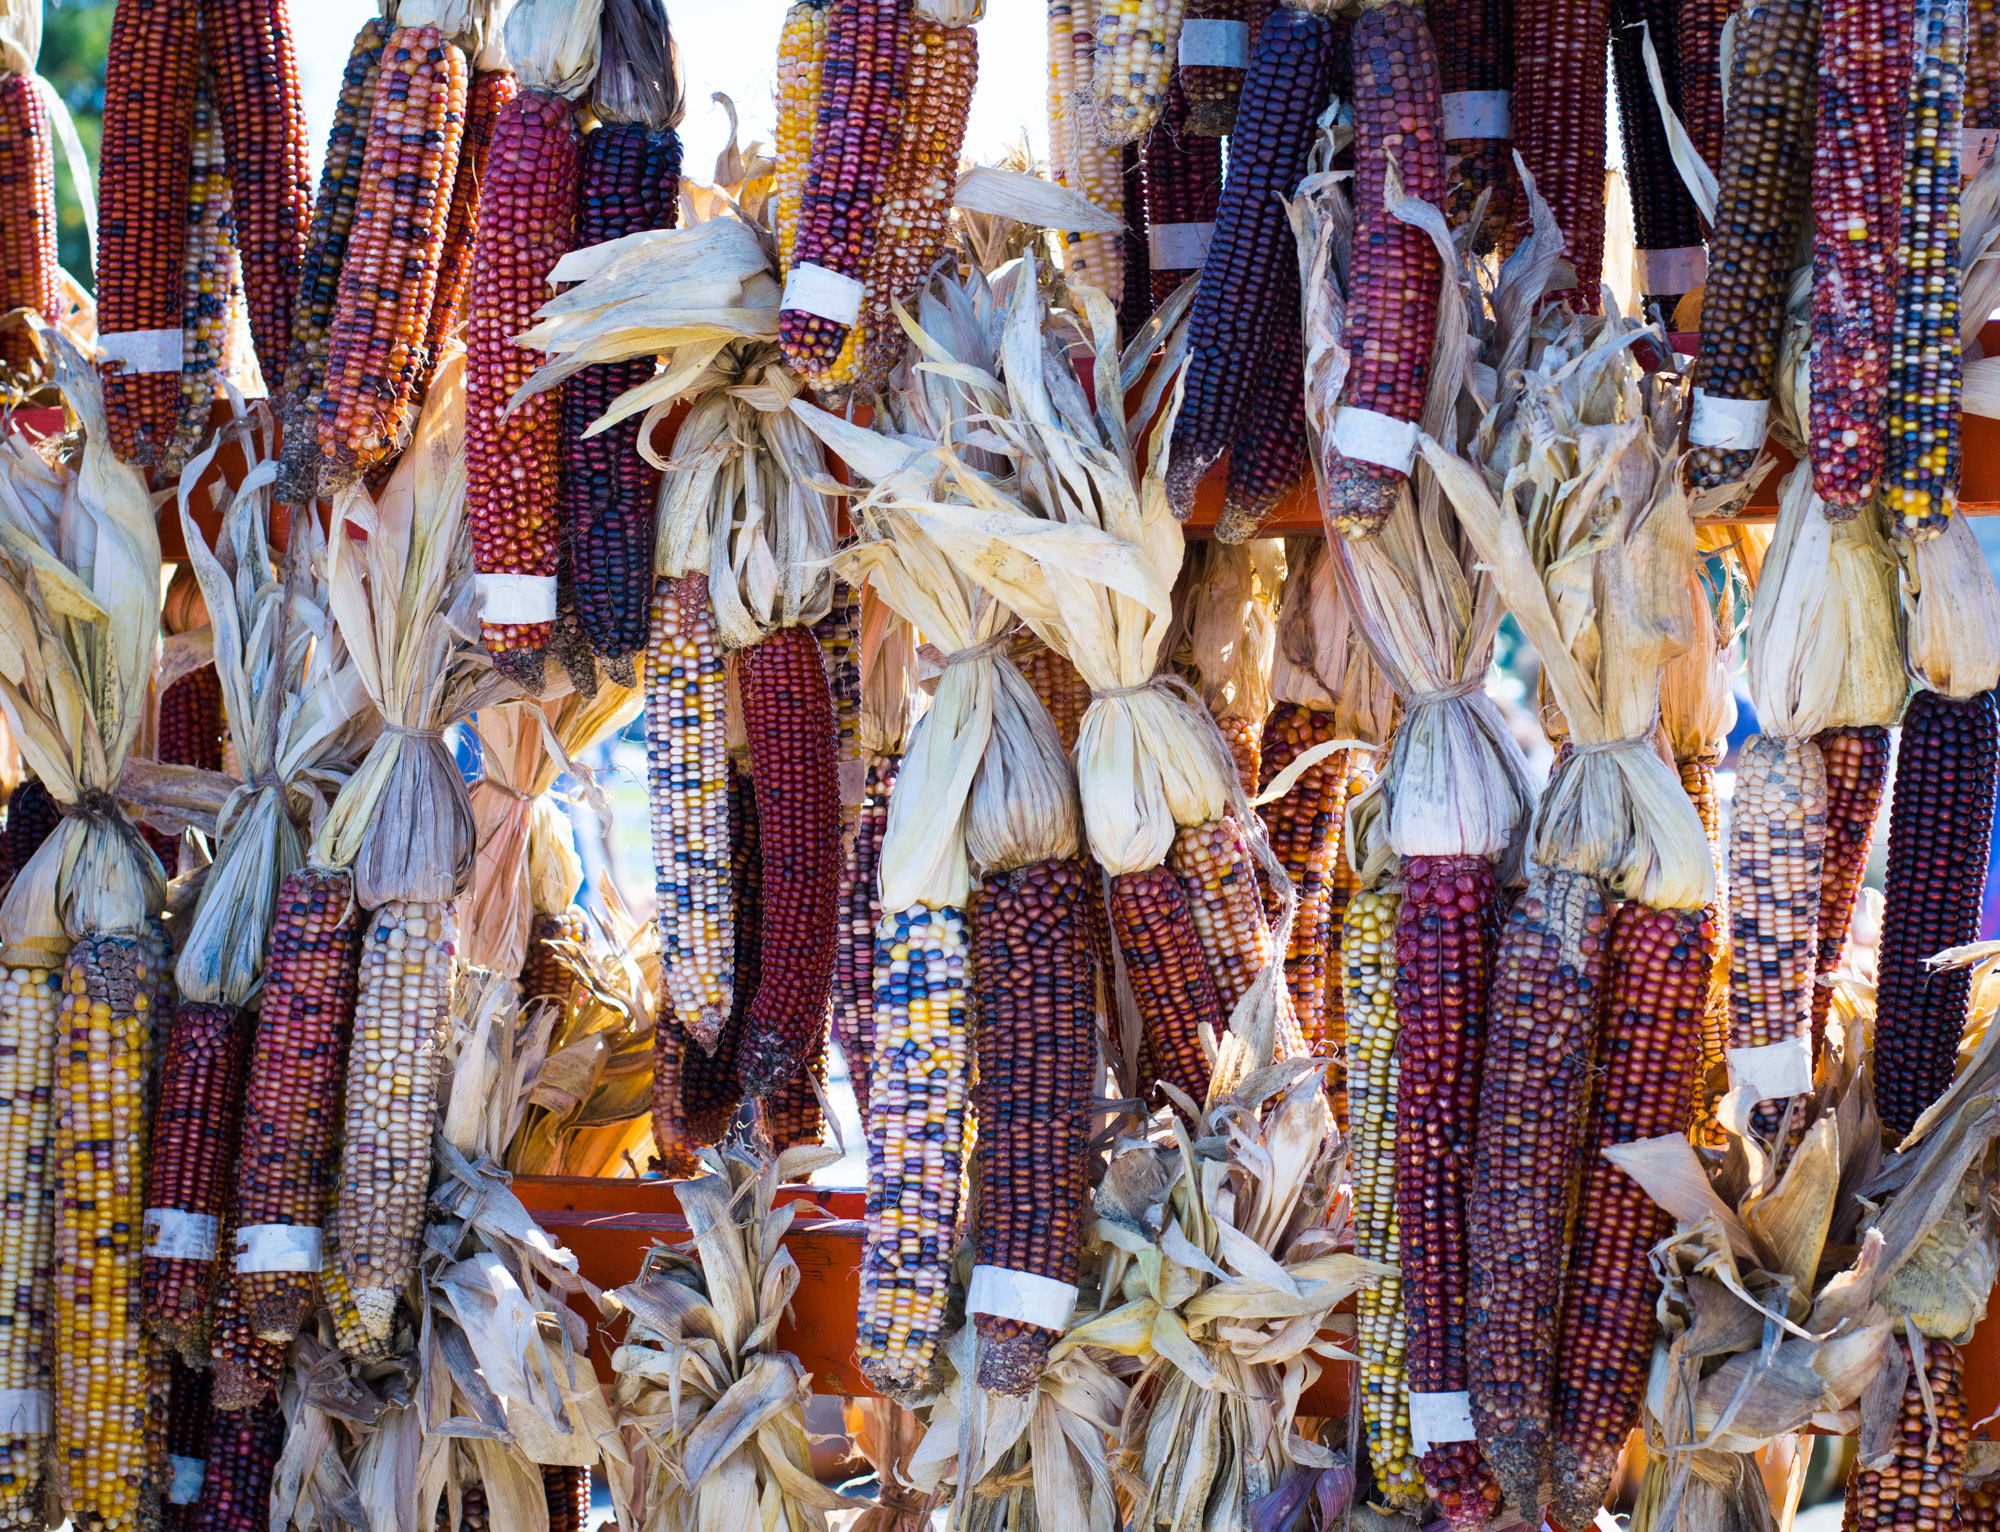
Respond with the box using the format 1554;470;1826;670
1324;460;1403;538
487;639;549;695
974;1316;1058;1396
351;1283;398;1341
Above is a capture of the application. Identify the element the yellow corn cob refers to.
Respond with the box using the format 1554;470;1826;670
1682;758;1730;1133
774;1;829;273
1168;813;1307;1056
1091;0;1189;144
0;963;60;1531
319;1212;392;1361
1063;0;1124;295
337;899;454;1341
1345;888;1425;1512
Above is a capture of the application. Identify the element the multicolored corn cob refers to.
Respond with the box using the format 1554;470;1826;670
1811;726;1890;1047
858;902;971;1400
1324;0;1446;538
1961;1474;2000;1530
542;1466;588;1532
0;70;58;375
1112;864;1229;1108
736;625;843;1097
972;860;1096;1396
835;757;896;1112
1141;75;1224;308
163;1356;212;1529
162;76;243;482
1841;1335;1965;1531
1258;705;1347;1042
764;1013;829;1152
1550;902;1711;1529
1168;813;1305;1059
1119;142;1153;337
1511;0;1608;300
1885;0;1966;540
1092;0;1189;142
423;67;518;382
1875;688;1999;1140
191;1393;283;1530
775;0;830;271
1017;647;1093;754
1433;0;1513;243
1320;752;1375;1066
1164;2;1340;516
0;960;58;1532
207;1197;284;1409
520;907;587;1016
317;1209;391;1361
1058;0;1127;296
1682;757;1730;1127
1180;0;1252;134
1613;0;1706;310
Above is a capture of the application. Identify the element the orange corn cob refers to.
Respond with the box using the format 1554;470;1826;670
1842;1334;1964;1531
1169;813;1307;1057
1811;725;1889;1050
1257;703;1347;1043
0;72;57;375
1113;864;1228;1109
424;68;518;382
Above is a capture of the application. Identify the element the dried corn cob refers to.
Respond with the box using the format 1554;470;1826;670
164;76;241;480
1093;0;1189;142
1164;2;1340;516
1810;0;1913;512
1433;0;1513;244
1885;0;1966;540
163;1356;212;1528
1466;867;1608;1515
1258;705;1347;1041
200;0;310;384
1614;0;1707;309
1396;853;1504;1531
423;68;518;382
1219;305;1310;539
0;960;58;1532
1973;0;2000;155
1017;647;1093;754
1682;757;1730;1125
317;1204;391;1361
1062;0;1127;296
143;1001;253;1361
1141;76;1224;308
1112;864;1229;1107
1512;0;1609;301
191;1394;282;1530
1168;813;1305;1059
0;779;58;896
542;1466;587;1532
208;1200;283;1409
1180;0;1252;134
520;907;586;1015
0;70;58;375
52;936;161;1531
671;759;759;1149
1811;726;1890;1047
1962;1475;2000;1530
778;0;911;375
1321;752;1374;1059
1842;1334;1964;1531
736;624;843;1097
775;1;830;270
765;1013;829;1152
159;666;226;773
835;757;896;1112
1875;688;1999;1139
858;902;971;1400
97;0;201;466
1687;0;1819;490
1119;142;1153;337
563;122;678;661
1325;0;1446;538
1676;0;1729;169
317;23;468;487
1345;886;1425;1512
235;867;361;1343
971;859;1096;1396
1550;903;1711;1529
274;17;386;505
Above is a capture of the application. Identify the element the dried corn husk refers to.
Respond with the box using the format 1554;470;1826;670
1268;536;1396;744
1173;540;1282;747
856;585;926;758
465;681;638;976
498;0;598;95
594;0;680;128
310;349;514;907
1900;510;2000;701
1659;542;1740;766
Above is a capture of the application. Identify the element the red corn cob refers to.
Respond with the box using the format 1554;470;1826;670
1395;853;1504;1531
1676;0;1729;171
1324;1;1447;538
191;1393;283;1530
96;0;201;465
1612;0;1706;310
1511;0;1610;301
1810;725;1890;1049
542;1466;587;1532
0;779;58;897
1550;903;1711;1529
466;87;579;678
765;1011;830;1152
163;1356;213;1529
0;72;57;375
159;666;226;772
143;1001;254;1360
1141;75;1224;309
835;756;896;1113
735;625;843;1098
1841;1334;1965;1531
424;68;519;381
667;759;759;1152
199;0;311;384
1112;864;1230;1109
1432;0;1513;243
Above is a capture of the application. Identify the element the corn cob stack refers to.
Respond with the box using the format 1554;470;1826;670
0;959;58;1532
0;0;58;376
1180;0;1253;133
0;779;57;895
1324;0;1446;537
1433;0;1513;245
1676;0;1729;170
423;62;518;388
162;1356;211;1528
835;756;896;1112
1093;0;1189;142
1842;1334;1965;1530
163;72;244;481
1613;0;1707;312
1885;0;1967;540
1809;0;1914;513
1511;0;1608;301
774;0;829;271
1141;76;1224;308
273;16;386;506
1810;726;1890;1047
190;1394;282;1529
1548;902;1713;1527
1687;0;1819;490
1164;0;1341;517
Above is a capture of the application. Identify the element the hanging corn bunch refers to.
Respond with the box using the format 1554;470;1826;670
1612;0;1707;311
0;0;58;376
1433;0;1514;244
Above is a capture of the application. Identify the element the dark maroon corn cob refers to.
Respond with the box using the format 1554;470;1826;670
765;1010;830;1152
1394;853;1505;1530
1111;863;1231;1110
542;1465;588;1532
1165;4;1342;517
1875;688;2000;1140
1119;141;1154;337
678;760;758;1145
1511;0;1610;305
0;777;59;894
972;860;1097;1396
1612;0;1705;312
208;1198;287;1409
164;1356;214;1529
144;1001;254;1359
1142;77;1225;309
1550;903;1711;1530
160;666;227;772
1218;282;1308;540
1432;0;1513;243
1810;725;1891;1050
835;757;896;1113
736;625;843;1098
191;1393;283;1530
563;122;681;661
1676;0;1729;172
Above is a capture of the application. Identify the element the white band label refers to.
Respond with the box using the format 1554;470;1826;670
0;1388;49;1434
475;572;558;625
1636;245;1707;293
1408;1390;1477;1456
143;1208;219;1261
1178;18;1249;68
1594;1510;1623;1532
97;329;182;374
1442;90;1511;141
1728;1037;1815;1101
966;1265;1080;1331
1148;221;1216;270
233;1223;324;1274
1330;405;1420;475
781;262;865;326
1688;389;1770;450
169;1455;207;1505
1967;128;2000;179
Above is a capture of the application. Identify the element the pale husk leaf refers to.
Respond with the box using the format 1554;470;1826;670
1173;540;1281;728
1267;537;1395;743
0;0;40;78
501;0;601;96
857;586;927;756
1901;511;2000;700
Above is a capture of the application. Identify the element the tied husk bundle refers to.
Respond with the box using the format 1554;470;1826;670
1266;536;1395;748
601;1142;864;1532
0;328;167;955
310;350;514;909
464;681;639;977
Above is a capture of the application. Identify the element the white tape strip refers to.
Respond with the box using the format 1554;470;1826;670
169;1455;207;1506
966;1265;1080;1331
1688;388;1769;450
233;1223;324;1274
143;1208;218;1261
1442;90;1511;140
1595;1509;1624;1532
0;1388;49;1435
97;329;182;374
1728;1037;1815;1101
1148;221;1216;270
1178;18;1249;68
1330;405;1420;474
1636;244;1707;293
1967;128;2000;180
1407;1390;1476;1457
476;573;558;625
781;262;865;326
